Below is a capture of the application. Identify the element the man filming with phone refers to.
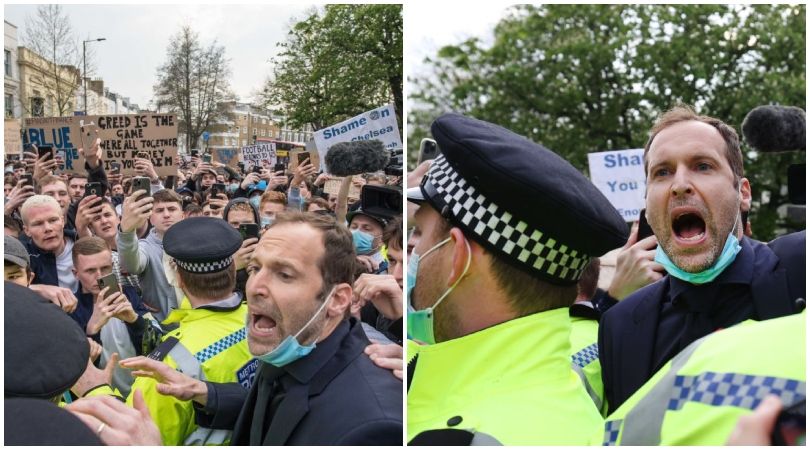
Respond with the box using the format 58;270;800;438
69;236;148;397
117;188;185;322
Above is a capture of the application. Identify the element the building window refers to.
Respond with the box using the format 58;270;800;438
31;97;44;117
242;126;247;133
242;139;247;146
4;50;11;77
252;128;257;136
261;129;266;137
5;94;13;118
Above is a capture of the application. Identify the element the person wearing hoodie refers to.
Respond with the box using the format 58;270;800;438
116;188;184;322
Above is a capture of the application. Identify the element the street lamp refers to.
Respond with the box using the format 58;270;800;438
83;37;106;114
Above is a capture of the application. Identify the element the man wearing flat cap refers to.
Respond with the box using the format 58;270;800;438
406;113;628;445
110;217;254;445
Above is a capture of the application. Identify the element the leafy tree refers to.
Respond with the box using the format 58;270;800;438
261;4;402;131
154;26;234;151
410;4;805;239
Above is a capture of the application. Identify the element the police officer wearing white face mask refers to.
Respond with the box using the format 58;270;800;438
405;113;629;445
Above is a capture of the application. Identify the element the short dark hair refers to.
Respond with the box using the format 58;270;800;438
433;215;577;316
576;258;601;300
304;197;330;212
152;189;182;206
644;104;744;185
270;211;356;298
72;236;110;266
177;264;236;300
4;214;22;235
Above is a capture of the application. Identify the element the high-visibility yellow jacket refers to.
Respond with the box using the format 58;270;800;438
127;296;255;446
569;314;604;412
407;308;603;445
600;312;805;445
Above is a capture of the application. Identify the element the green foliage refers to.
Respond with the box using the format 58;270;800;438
410;4;805;239
262;4;403;132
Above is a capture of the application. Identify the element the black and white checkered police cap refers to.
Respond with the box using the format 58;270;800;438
164;216;242;274
407;113;628;285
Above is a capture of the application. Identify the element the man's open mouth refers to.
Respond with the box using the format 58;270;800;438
672;209;706;242
250;313;277;336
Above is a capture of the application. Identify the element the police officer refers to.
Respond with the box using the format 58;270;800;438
600;311;805;445
406;114;628;445
122;217;255;445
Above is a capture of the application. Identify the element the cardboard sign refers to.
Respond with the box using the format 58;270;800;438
587;148;646;222
289;149;320;171
22;114;179;176
324;177;362;199
313;104;402;171
241;143;276;169
5;119;22;155
213;148;241;167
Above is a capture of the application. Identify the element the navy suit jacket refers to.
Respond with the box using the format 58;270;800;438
599;232;805;414
197;318;403;445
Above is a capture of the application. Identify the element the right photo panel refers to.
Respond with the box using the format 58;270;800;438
405;4;806;446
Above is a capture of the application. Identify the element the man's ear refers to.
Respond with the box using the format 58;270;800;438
327;283;353;319
447;227;472;287
26;269;35;286
740;177;752;212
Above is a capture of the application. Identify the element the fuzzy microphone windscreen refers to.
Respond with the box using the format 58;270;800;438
325;140;390;177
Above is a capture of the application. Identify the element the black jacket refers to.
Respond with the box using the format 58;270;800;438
196;318;402;445
599;232;806;414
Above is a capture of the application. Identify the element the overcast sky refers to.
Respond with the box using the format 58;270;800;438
4;3;313;108
5;2;511;111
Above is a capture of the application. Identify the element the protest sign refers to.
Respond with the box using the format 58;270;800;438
313;104;402;172
213;148;241;167
5;120;22;155
324;177;362;199
241;143;276;169
22;113;179;176
289;149;320;171
587;148;646;222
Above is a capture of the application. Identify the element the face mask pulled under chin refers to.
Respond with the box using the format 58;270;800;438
255;285;337;367
654;186;745;284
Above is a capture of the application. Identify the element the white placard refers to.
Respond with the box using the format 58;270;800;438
241;143;277;168
587;148;646;222
313;104;402;172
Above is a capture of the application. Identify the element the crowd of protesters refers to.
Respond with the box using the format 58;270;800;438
4;140;403;445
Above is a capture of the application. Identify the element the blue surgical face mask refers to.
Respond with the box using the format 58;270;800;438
407;236;471;345
249;195;261;209
261;215;273;229
351;229;375;255
255;286;336;367
227;183;239;194
653;187;743;284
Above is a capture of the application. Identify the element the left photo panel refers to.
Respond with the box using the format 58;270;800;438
3;3;404;446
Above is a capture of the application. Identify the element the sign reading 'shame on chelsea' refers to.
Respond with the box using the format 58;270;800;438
587;148;646;222
22;113;179;176
313;104;402;172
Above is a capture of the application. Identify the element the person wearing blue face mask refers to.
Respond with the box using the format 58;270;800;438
347;209;389;275
599;105;806;416
121;211;403;445
405;114;629;445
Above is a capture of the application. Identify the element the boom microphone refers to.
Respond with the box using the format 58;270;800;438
325;140;390;177
741;105;806;152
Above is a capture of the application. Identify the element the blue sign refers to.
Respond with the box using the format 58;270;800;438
202;131;210;142
74;111;86;116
